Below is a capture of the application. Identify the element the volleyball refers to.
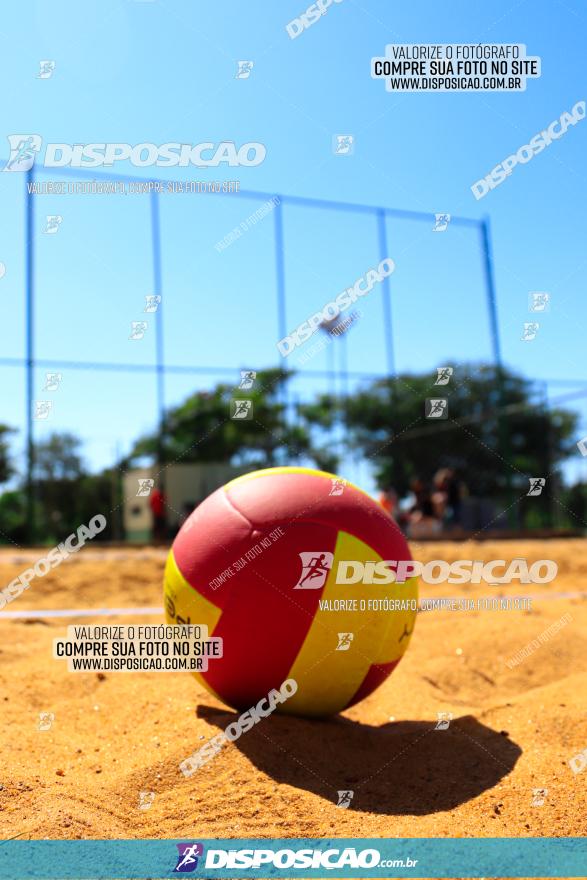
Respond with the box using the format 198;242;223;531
164;467;417;717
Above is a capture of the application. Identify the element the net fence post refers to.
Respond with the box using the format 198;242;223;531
273;196;290;460
25;168;35;544
377;209;397;487
150;188;165;483
377;209;395;379
480;215;513;522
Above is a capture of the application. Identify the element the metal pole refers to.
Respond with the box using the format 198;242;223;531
541;379;555;528
273;198;289;458
25;168;35;544
480;216;502;367
274;198;287;348
339;332;349;400
150;190;165;478
377;210;395;378
480;216;513;519
323;337;336;403
376;208;398;487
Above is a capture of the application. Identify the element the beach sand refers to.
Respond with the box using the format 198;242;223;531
0;540;585;877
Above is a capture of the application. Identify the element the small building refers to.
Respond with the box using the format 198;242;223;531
123;463;248;543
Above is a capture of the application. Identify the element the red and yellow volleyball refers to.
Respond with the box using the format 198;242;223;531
164;467;417;717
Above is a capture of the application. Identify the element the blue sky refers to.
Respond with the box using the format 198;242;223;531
1;0;587;490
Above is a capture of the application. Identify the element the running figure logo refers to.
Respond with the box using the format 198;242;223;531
294;552;334;589
34;401;52;420
329;477;347;496
434;712;453;730
333;135;354;155
432;213;451;232
529;292;550;312
230;399;253;420
521;322;539;341
236;61;254;79
38;712;55;731
4;134;42;172
130;321;148;340
425;398;448;419
174;843;204;873
336;632;354;651
434;366;453;386
336;790;354;808
238;370;256;390
138;791;155;811
43;372;62;391
38;60;56;79
44;215;62;234
144;295;162;313
527;477;546;496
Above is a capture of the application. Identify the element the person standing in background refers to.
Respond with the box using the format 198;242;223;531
149;484;167;543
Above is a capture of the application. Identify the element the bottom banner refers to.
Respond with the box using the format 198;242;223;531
0;837;585;878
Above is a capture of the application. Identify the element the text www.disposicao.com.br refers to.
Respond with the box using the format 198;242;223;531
70;657;199;671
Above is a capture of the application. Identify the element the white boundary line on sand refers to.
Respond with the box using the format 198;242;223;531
0;591;585;620
0;606;163;619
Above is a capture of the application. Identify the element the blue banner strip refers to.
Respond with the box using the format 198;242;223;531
0;837;585;878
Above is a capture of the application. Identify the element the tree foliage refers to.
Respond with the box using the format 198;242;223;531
0;425;15;486
0;364;581;542
127;368;336;471
299;364;577;501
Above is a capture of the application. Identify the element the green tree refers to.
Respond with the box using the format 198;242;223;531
300;364;577;524
0;490;26;544
0;425;24;544
33;433;85;539
32;433;113;541
0;424;15;486
128;368;331;470
34;432;84;482
560;482;587;530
